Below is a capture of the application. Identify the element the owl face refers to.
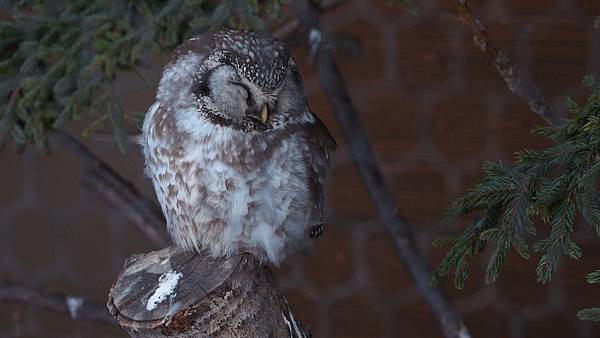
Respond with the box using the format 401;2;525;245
159;29;307;133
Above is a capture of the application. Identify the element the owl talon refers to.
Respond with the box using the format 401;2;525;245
309;224;324;239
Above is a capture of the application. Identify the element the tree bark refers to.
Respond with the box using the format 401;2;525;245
454;0;560;126
294;2;470;337
107;247;308;338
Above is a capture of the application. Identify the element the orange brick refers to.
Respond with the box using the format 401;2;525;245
366;233;413;293
530;19;589;99
432;96;489;164
365;0;420;20
65;209;114;284
523;314;576;338
505;0;559;15
396;22;450;90
329;163;375;221
392;301;439;337
390;164;450;224
580;0;600;12
36;147;85;208
358;90;419;161
0;149;23;204
335;19;384;86
463;306;508;338
305;226;354;289
282;289;319;335
331;294;382;338
9;211;58;271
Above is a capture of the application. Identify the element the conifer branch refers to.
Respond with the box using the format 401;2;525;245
455;0;561;126
0;1;293;148
0;281;116;325
295;2;469;337
434;79;600;289
577;270;600;321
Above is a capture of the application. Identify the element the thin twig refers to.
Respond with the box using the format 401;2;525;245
272;18;300;40
294;2;470;338
0;281;116;325
455;0;561;126
271;1;344;41
53;130;168;247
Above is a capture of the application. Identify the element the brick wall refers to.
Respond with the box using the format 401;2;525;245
1;0;600;337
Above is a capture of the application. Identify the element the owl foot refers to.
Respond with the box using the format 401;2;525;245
309;223;324;239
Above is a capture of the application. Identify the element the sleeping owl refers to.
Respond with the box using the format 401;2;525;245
141;29;335;265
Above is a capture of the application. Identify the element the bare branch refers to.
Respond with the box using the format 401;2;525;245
294;2;470;338
53;130;169;247
0;281;116;326
272;19;300;40
455;0;561;126
271;0;345;41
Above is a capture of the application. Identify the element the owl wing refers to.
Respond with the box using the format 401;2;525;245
300;111;336;238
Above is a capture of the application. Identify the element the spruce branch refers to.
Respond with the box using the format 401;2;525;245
435;79;600;289
0;0;292;149
577;270;600;321
578;308;600;321
586;270;600;284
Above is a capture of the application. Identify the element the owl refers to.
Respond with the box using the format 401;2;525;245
141;29;336;265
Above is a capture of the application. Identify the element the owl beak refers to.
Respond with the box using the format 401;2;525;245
260;104;269;124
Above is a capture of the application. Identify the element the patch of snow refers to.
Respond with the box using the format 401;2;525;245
146;271;183;311
66;296;83;319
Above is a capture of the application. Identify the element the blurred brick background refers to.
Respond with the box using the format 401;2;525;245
2;0;600;337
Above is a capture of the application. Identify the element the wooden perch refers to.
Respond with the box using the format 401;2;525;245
107;247;309;338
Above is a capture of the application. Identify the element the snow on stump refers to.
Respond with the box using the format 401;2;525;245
107;246;309;337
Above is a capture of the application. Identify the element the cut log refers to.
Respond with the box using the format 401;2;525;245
107;247;309;337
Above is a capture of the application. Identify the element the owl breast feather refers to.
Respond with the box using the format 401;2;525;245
143;102;317;265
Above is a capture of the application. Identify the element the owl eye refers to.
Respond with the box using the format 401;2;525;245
230;81;254;108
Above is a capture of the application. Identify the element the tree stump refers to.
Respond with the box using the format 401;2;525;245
107;247;309;337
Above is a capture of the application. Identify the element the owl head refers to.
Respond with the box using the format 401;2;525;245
156;29;307;133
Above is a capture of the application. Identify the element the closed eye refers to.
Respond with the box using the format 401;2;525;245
230;81;253;108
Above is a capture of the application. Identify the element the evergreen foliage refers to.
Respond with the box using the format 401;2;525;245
578;270;600;321
0;0;290;152
0;0;421;153
433;76;600;291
